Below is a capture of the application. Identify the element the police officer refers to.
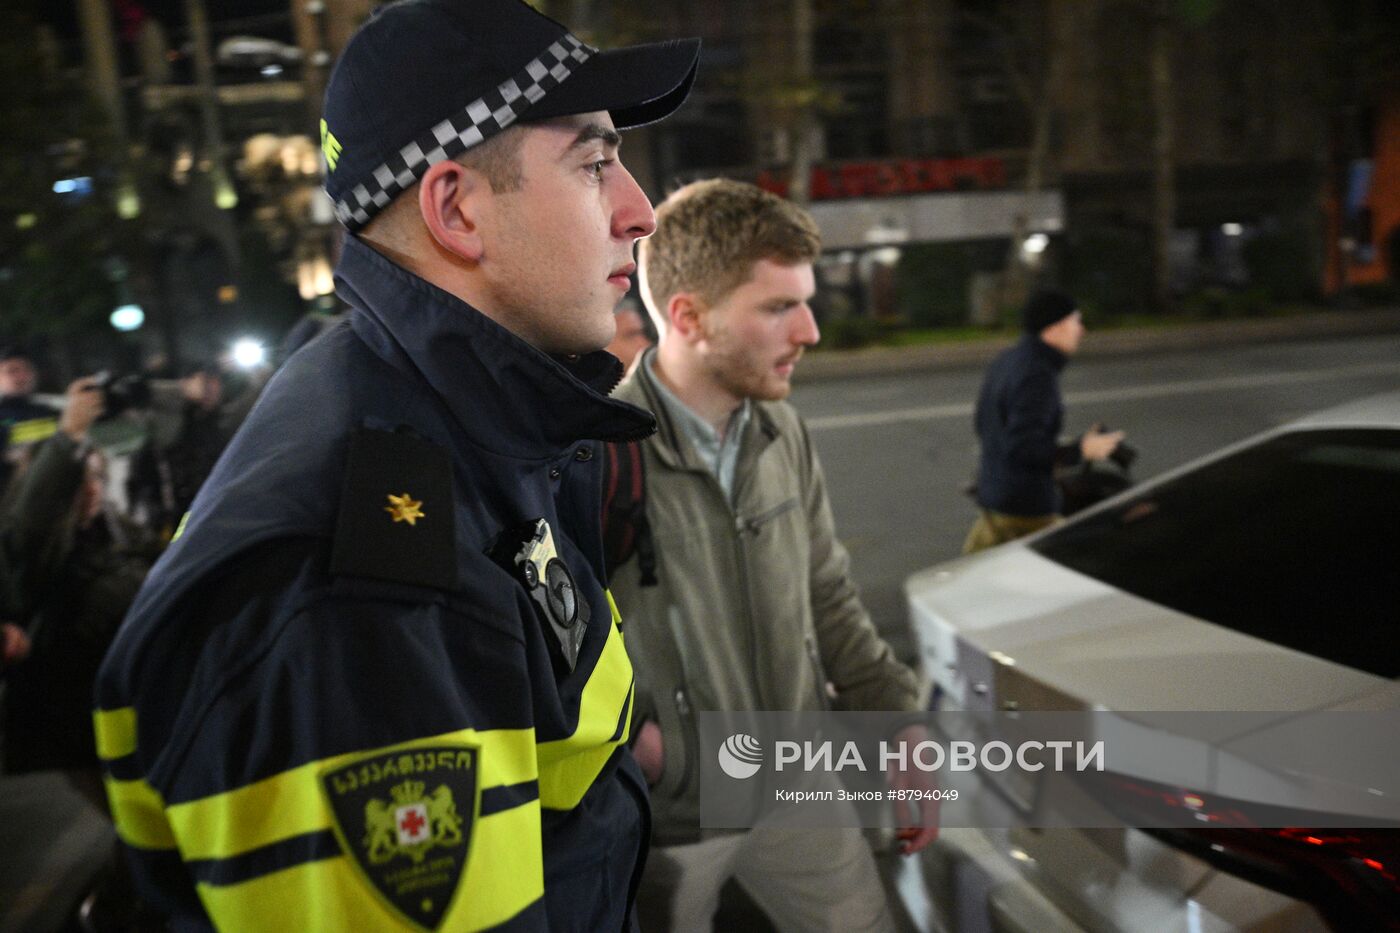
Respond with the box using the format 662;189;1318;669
94;2;698;929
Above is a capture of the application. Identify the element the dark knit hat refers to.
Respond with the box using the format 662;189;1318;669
1021;289;1078;333
321;0;700;231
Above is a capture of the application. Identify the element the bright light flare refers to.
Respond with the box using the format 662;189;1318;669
231;339;266;369
53;176;93;195
110;304;145;332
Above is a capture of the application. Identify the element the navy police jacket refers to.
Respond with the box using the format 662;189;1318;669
94;236;656;932
972;334;1079;516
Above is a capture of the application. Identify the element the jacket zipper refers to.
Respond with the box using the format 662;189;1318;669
673;687;695;797
732;496;800;706
734;498;799;536
805;635;831;710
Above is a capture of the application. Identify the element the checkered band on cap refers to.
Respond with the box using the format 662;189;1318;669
334;33;594;231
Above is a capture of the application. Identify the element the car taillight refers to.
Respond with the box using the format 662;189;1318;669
1080;771;1400;931
1153;827;1400;933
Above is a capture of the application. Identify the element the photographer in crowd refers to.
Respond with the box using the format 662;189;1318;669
964;289;1126;552
1;376;162;792
125;363;233;539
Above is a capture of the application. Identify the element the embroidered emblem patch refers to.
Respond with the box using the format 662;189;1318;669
322;746;478;930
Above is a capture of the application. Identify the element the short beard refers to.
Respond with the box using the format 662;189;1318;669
702;320;790;403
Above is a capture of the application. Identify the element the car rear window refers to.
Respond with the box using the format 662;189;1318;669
1032;428;1400;678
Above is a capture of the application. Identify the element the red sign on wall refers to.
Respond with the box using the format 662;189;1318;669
757;156;1007;201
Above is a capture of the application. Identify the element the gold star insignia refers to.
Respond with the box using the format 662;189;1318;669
384;492;425;526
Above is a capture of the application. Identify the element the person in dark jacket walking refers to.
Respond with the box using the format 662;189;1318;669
92;2;699;929
964;289;1124;552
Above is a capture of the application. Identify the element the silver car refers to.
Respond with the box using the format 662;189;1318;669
902;391;1400;932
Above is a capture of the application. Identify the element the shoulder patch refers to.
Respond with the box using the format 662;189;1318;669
322;744;477;930
331;427;456;590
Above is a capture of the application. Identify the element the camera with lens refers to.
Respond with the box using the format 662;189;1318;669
1094;424;1137;470
92;371;151;420
1088;423;1137;471
1109;440;1137;470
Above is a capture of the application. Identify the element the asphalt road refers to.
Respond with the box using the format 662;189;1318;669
791;332;1400;664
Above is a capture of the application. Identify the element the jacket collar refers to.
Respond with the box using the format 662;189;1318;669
335;235;655;459
617;347;778;474
1024;333;1069;371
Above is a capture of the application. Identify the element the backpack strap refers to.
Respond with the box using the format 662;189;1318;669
601;439;657;588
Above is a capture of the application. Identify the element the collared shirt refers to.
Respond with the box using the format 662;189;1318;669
643;352;750;502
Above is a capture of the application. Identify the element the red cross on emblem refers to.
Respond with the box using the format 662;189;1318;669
396;803;429;845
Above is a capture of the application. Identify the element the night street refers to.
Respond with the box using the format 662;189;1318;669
5;0;1400;924
793;332;1400;662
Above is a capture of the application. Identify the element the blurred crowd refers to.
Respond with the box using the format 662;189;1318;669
0;292;647;929
0;342;271;924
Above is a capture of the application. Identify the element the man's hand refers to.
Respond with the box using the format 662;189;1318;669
886;723;940;855
60;376;105;441
1080;426;1125;462
633;719;665;786
2;623;31;669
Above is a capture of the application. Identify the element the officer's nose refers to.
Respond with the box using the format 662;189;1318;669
612;162;656;241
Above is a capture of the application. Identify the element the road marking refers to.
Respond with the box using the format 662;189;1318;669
805;360;1400;431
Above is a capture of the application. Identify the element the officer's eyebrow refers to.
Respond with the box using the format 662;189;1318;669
566;123;622;152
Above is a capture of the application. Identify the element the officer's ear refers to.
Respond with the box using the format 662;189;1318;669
666;292;706;344
418;160;486;263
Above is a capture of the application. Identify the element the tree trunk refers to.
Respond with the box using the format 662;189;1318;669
1001;88;1055;316
787;0;817;206
1148;0;1176;312
76;0;127;138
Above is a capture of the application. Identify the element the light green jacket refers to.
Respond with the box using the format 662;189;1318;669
610;353;920;842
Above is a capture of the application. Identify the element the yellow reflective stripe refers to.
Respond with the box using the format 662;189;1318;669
538;682;633;811
605;588;622;628
7;417;57;445
105;776;177;850
536;616;634;809
169;727;536;860
93;706;138;761
195;799;542;931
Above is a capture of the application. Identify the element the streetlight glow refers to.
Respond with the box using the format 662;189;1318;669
53;176;93;195
110;304;145;332
1023;233;1051;255
231;339;267;369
